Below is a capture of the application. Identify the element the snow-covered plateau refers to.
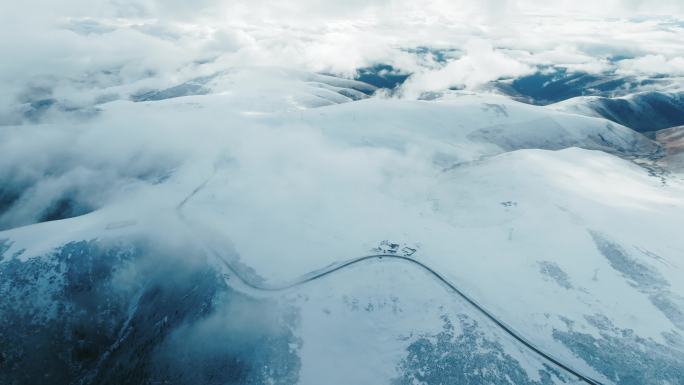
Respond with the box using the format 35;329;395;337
1;66;684;385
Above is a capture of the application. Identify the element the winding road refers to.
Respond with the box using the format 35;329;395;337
177;177;606;385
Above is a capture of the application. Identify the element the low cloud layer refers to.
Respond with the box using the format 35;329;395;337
2;0;684;123
400;39;533;97
618;55;684;77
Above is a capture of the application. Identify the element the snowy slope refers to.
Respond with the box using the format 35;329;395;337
1;67;683;385
550;91;684;133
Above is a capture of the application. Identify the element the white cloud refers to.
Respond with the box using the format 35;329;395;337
399;39;533;97
617;54;684;76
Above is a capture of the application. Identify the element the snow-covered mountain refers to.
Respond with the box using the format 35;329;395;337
488;68;684;133
551;91;684;133
494;69;684;106
2;67;684;385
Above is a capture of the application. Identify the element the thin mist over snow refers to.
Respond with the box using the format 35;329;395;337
2;1;684;385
